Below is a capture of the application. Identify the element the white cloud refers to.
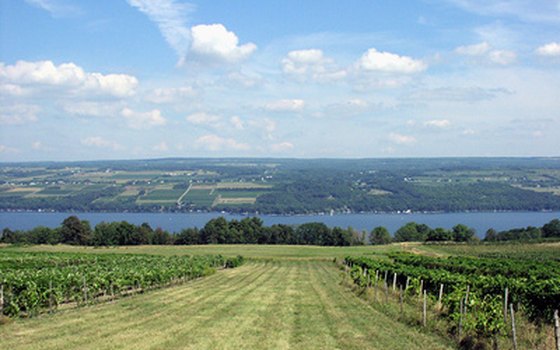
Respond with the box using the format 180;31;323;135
186;112;222;127
81;136;122;150
455;42;491;56
190;24;256;62
145;86;195;103
389;132;416;145
488;50;516;65
227;71;262;88
127;0;193;65
0;60;138;97
31;141;44;150
246;118;276;140
0;144;19;154
357;48;427;74
281;49;346;82
195;134;249;151
230;116;244;130
63;101;122;118
270;142;294;153
0;84;28;96
25;0;81;18
346;99;368;108
424;119;451;128
446;0;560;23
408;86;509;102
0;105;39;125
265;99;305;112
152;141;169;152
121;107;167;129
536;42;560;57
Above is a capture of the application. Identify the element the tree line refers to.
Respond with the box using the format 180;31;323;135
1;216;558;246
483;218;560;241
0;216;365;246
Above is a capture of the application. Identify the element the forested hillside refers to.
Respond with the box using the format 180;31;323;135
1;157;560;214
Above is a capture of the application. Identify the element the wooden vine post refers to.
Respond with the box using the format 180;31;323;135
437;283;444;310
510;304;518;350
503;287;509;323
458;297;464;339
49;280;53;313
0;283;4;315
405;276;410;291
384;280;389;303
392;272;397;292
419;279;424;300
422;290;427;327
399;285;404;315
554;309;560;350
374;271;379;302
82;276;88;305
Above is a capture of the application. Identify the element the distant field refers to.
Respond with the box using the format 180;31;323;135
215;182;272;189
140;189;183;201
2;158;560;213
184;188;217;207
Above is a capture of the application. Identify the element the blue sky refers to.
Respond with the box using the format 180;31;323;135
1;0;559;161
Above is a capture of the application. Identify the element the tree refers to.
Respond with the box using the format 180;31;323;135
151;227;172;245
296;222;330;245
60;216;92;245
394;222;430;242
369;226;392;245
200;217;229;244
484;228;497;242
28;226;60;244
426;228;452;242
175;228;200;245
332;227;351;246
452;224;476;242
542;218;560;237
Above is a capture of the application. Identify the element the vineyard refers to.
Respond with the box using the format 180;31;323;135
344;253;560;347
0;251;244;317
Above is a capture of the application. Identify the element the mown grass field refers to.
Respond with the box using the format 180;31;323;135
0;259;453;350
1;242;559;349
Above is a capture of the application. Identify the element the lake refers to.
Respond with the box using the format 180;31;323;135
1;211;559;237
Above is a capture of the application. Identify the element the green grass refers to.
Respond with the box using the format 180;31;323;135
184;189;217;207
418;241;560;259
5;241;559;261
141;189;183;201
215;190;266;198
2;244;404;260
0;260;453;350
2;242;558;349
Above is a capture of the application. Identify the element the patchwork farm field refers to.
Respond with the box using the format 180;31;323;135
2;158;560;214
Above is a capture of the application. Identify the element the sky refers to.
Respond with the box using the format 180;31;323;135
0;0;559;161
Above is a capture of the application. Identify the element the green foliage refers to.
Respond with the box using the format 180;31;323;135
0;251;243;317
369;226;392;245
394;222;430;242
345;252;560;328
542;218;560;237
3;158;560;214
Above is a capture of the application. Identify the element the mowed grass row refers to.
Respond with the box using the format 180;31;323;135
3;243;403;260
0;260;453;350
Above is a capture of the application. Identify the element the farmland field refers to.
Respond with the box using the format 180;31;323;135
2;158;560;214
1;243;559;349
0;253;453;350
